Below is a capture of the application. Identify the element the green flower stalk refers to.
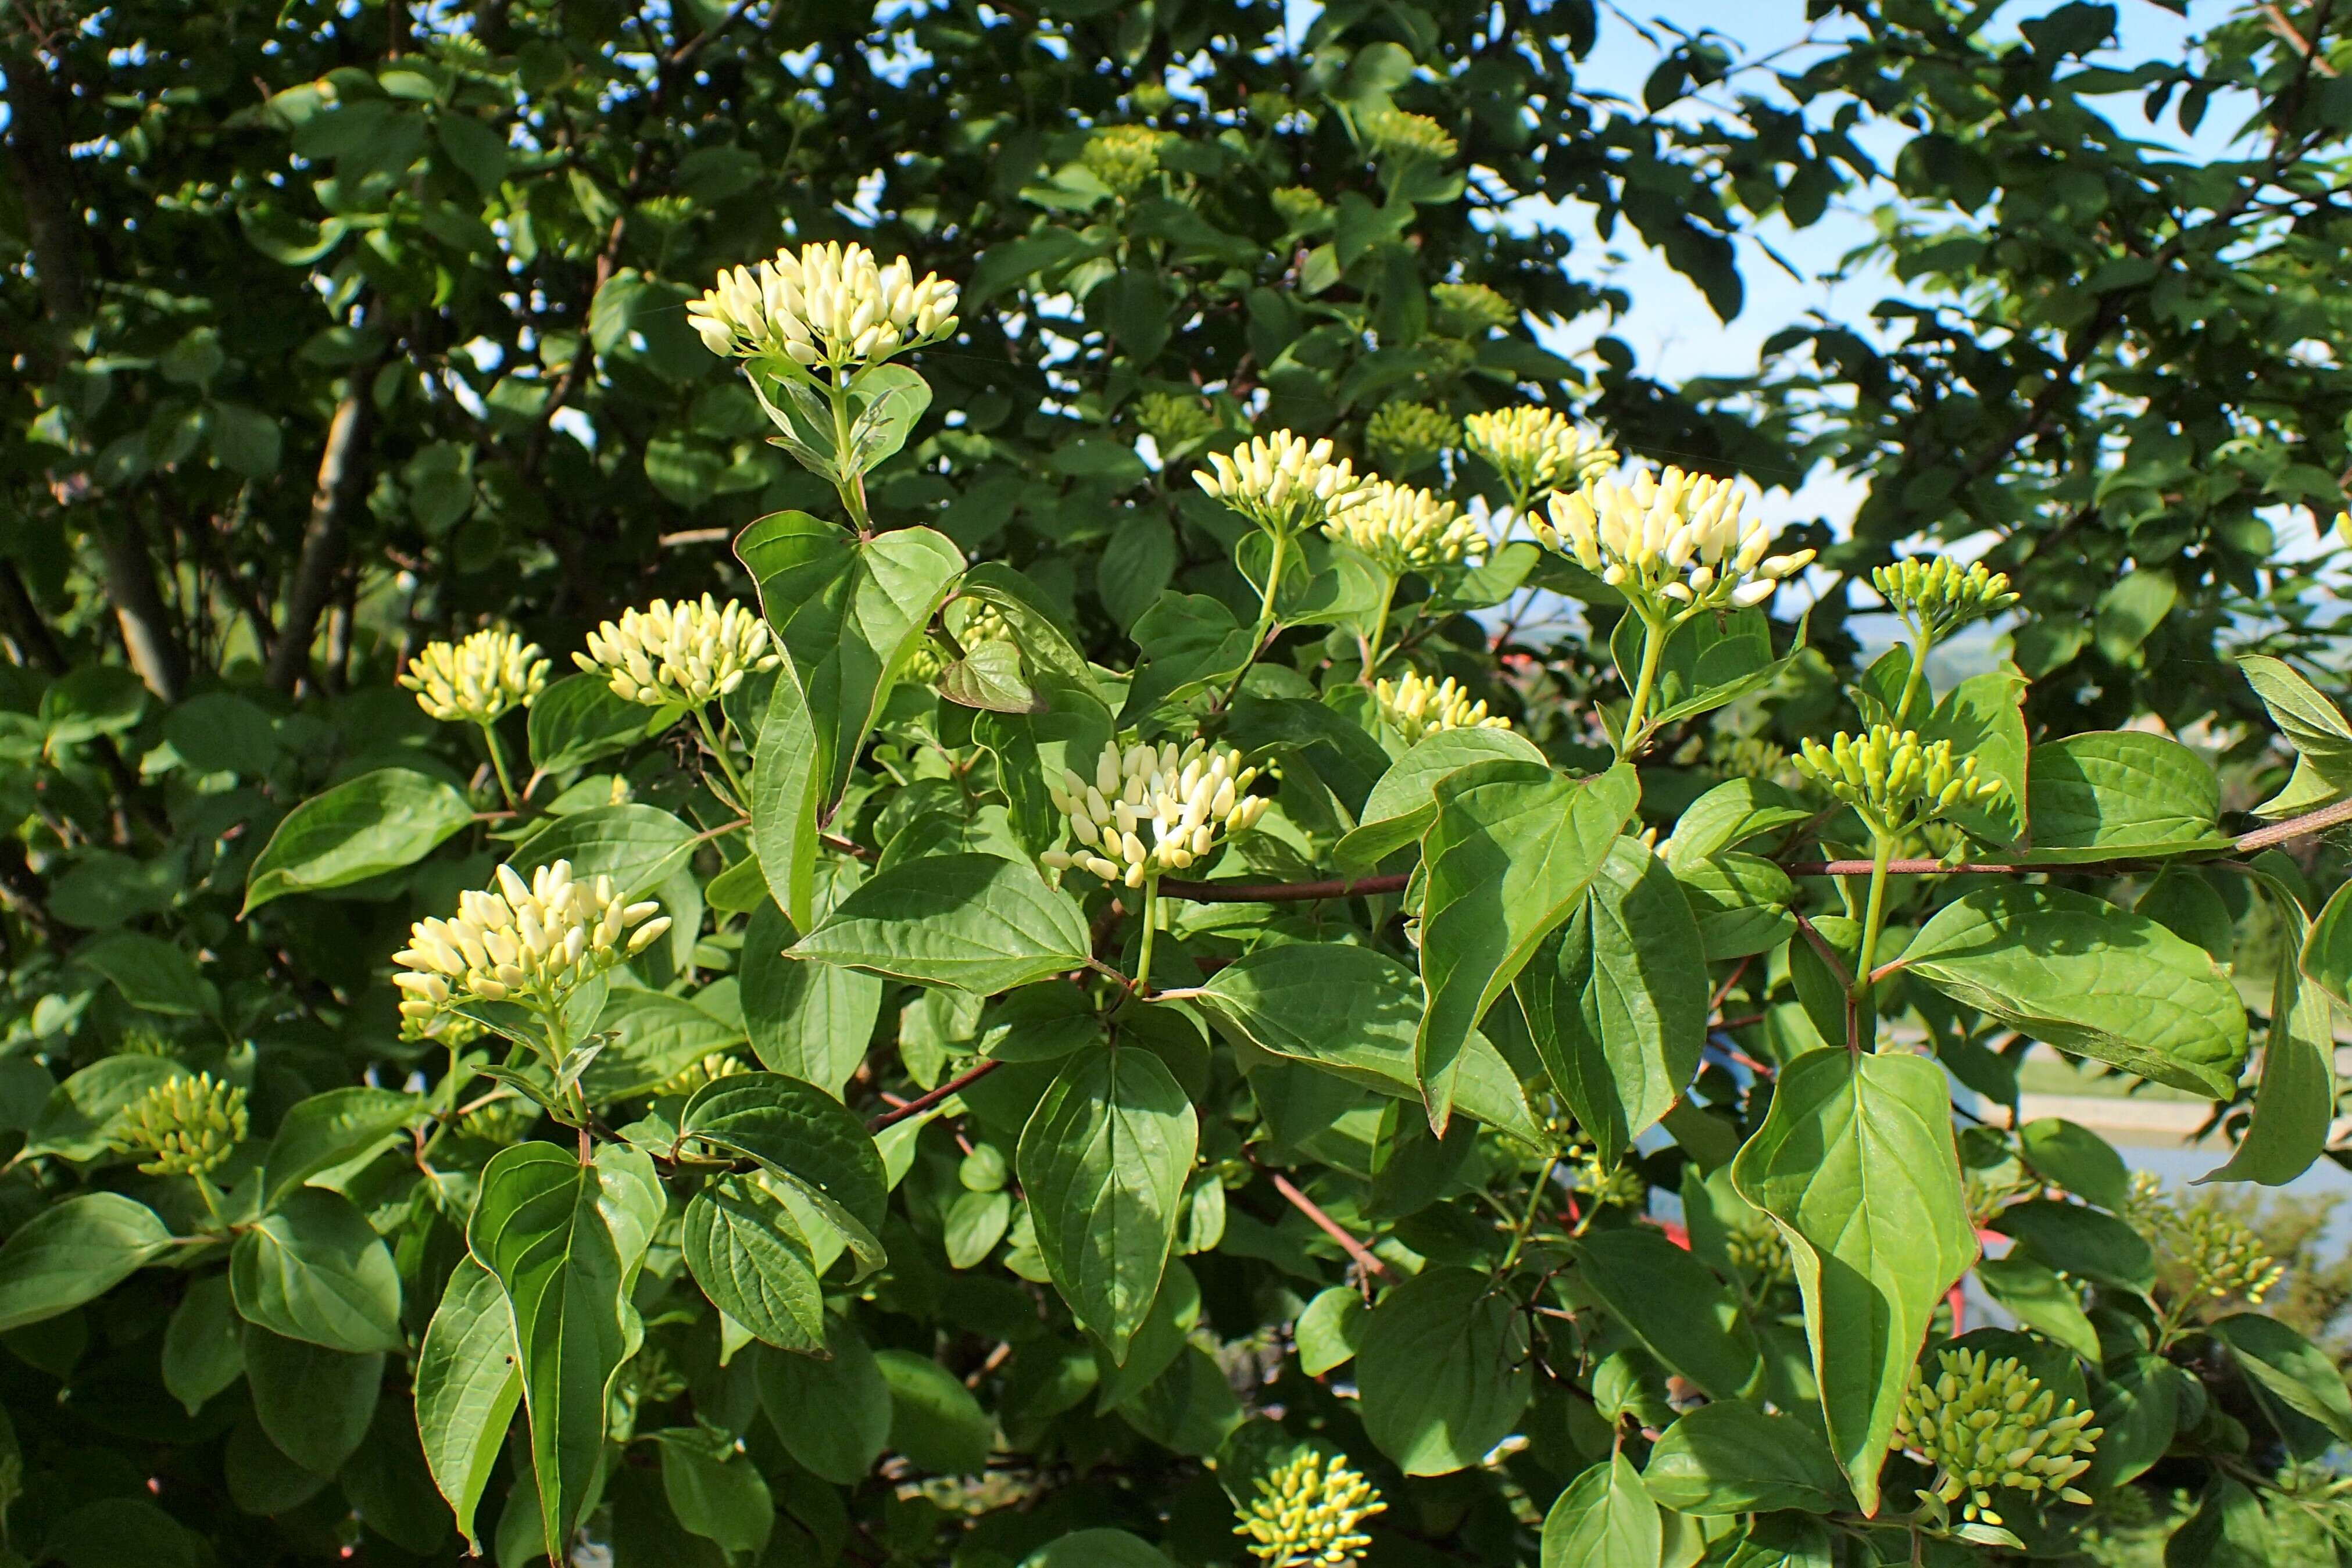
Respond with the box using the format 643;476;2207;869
1235;1451;1386;1567
1461;407;1614;506
399;628;549;725
1895;1348;2101;1527
1366;400;1457;474
575;595;780;709
115;1072;247;1178
391;859;669;1028
1375;671;1512;746
1082;124;1168;198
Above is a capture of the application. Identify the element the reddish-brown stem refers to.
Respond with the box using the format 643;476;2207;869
1253;1157;1391;1281
867;1057;1003;1132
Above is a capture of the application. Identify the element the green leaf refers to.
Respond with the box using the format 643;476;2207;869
2209;1313;2352;1442
2204;907;2333;1184
736;510;963;808
528;673;666;774
2093;567;2176;665
1017;1047;1198;1361
1191;941;1542;1144
1573;1227;1763;1402
467;1141;633;1555
2018;1118;2130;1211
1294;1286;1366;1376
23;1055;188;1162
2165;1477;2274;1568
655;1429;774;1556
876;1348;996;1473
791;852;1090;994
1675;853;1797;962
1975;1253;2100;1361
1642;1401;1849;1515
1417;760;1639;1130
755;1318;891;1483
1540;1453;1663;1568
1621;606;1797;730
1663;778;1812;871
1356;1266;1531;1476
1992;1199;2154;1291
581;988;746;1101
2022;732;2232;862
263;1087;425;1210
1518;837;1707;1167
1920;667;2028;844
2305;878;2352;1008
242;1323;383;1475
74;931;217;1018
1022;1530;1175;1568
678;1071;888;1276
0;1192;173;1332
950;565;1098;689
1898;885;2249;1098
2239;655;2352;813
939;640;1042;713
506;803;696;900
242;767;476;914
742;900;881;1094
1334;726;1547;868
683;1175;824;1354
750;658;825;929
161;1275;244;1417
1116;592;1256;725
229;1187;405;1353
1731;1048;1975;1513
416;1256;521;1552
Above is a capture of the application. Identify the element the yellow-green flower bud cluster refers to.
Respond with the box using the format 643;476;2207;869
2131;1176;2285;1304
1793;725;2004;829
1431;282;1515;334
1195;431;1372;536
1536;466;1812;614
1235;1450;1386;1567
575;594;781;708
654;1051;749;1100
116;1071;248;1178
1375;671;1511;746
947;600;1015;647
1042;740;1269;887
1724;1211;1794;1290
689;241;958;373
1366;400;1457;473
399;629;549;725
1324;479;1482;574
1362;106;1456;162
1272;187;1331;230
1135;391;1220;450
1461;407;1614;499
391;860;669;1024
1874;557;2021;641
1895;1348;2101;1526
1082;124;1168;198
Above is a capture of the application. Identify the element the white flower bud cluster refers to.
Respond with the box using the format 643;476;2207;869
1793;725;2004;829
391;860;669;1024
1535;466;1814;614
1042;740;1270;886
1375;671;1511;747
1235;1450;1386;1567
1896;1348;2101;1526
575;594;781;708
1322;479;1484;574
1195;431;1372;536
1461;407;1614;499
399;629;549;725
688;241;959;373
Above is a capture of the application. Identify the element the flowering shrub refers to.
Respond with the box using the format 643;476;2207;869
10;7;2352;1567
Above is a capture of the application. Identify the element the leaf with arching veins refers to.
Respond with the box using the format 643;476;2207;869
1415;760;1639;1132
1017;1048;1197;1362
415;1256;522;1552
789;852;1091;995
1897;884;2248;1098
1731;1048;1975;1514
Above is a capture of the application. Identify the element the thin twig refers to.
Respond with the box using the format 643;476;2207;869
1253;1157;1391;1281
1159;872;1410;904
867;1057;1002;1132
